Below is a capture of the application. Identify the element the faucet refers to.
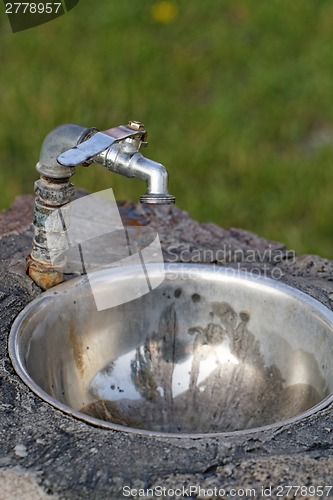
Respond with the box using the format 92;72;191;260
27;121;175;290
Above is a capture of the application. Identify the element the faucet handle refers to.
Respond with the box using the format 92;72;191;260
57;125;147;167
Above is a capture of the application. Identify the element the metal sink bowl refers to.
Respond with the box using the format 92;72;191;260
9;263;333;436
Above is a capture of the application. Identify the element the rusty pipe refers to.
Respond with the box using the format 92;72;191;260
28;124;96;289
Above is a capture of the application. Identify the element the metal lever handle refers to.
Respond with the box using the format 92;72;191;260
57;125;147;167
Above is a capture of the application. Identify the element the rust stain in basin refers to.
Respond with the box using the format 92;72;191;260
69;324;85;377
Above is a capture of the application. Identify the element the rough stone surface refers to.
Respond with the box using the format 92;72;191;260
0;468;58;500
0;195;333;499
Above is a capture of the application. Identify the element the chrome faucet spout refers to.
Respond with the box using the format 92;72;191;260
98;145;175;205
132;155;175;205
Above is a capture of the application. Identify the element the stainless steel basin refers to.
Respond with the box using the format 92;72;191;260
9;263;333;436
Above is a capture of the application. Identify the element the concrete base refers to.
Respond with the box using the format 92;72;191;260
0;195;332;499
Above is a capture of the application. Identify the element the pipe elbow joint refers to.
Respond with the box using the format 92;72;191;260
37;124;96;179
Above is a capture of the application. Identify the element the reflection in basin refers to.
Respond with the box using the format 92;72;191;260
9;264;333;436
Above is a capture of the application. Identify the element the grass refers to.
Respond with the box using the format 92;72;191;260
1;0;333;257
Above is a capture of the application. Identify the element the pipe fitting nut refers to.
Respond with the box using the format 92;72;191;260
34;178;75;206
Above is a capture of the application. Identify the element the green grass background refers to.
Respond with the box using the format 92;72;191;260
1;0;333;258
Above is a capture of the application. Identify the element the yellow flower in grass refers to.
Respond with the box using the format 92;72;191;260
151;1;178;23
